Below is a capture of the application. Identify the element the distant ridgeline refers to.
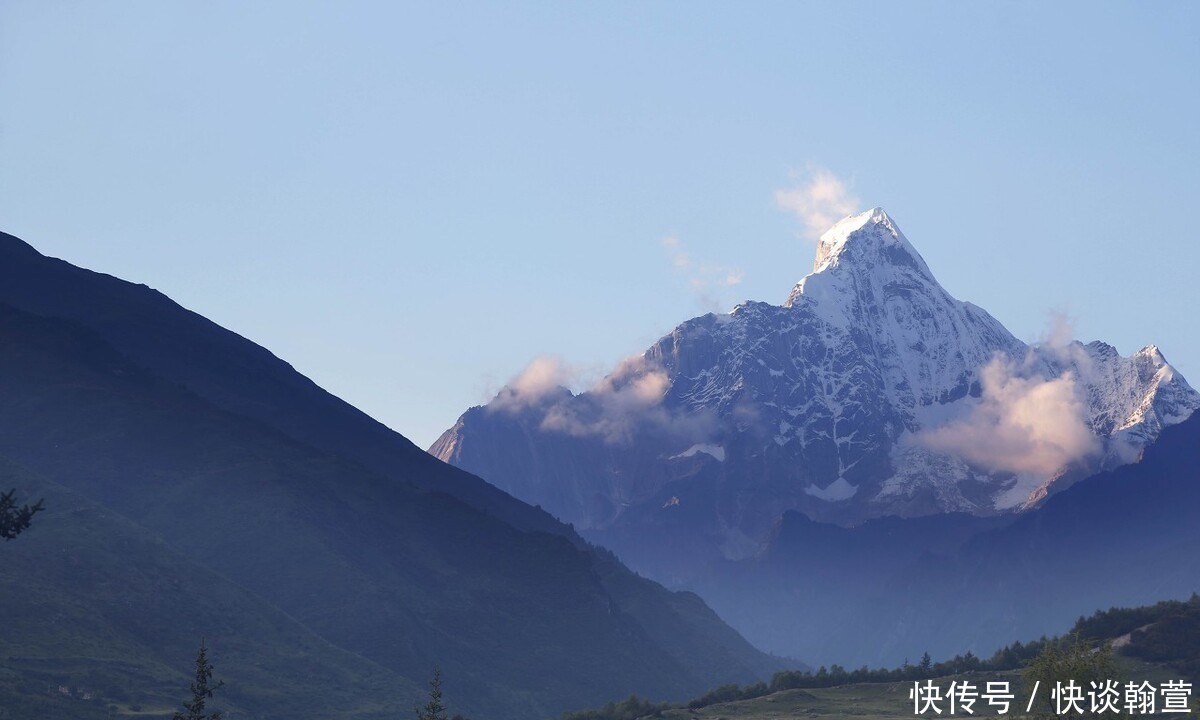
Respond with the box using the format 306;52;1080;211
562;594;1200;720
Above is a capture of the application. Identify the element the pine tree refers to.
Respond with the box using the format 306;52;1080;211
415;668;448;720
0;489;43;541
174;640;224;720
918;652;932;676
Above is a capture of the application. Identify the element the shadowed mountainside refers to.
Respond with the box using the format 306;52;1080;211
0;233;780;719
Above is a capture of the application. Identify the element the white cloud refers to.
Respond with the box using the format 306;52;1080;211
1035;311;1095;377
489;355;574;411
774;166;861;240
541;355;673;443
660;235;744;311
490;353;718;445
916;354;1101;476
662;235;690;270
1040;311;1076;351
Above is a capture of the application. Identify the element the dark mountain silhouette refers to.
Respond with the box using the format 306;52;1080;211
0;232;562;539
0;233;779;719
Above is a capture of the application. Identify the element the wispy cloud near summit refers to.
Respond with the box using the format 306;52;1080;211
774;166;861;241
661;235;744;311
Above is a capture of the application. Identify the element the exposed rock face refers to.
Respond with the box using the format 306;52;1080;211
432;209;1200;564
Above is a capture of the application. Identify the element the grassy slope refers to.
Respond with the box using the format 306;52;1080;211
0;459;419;720
659;657;1186;720
0;302;743;719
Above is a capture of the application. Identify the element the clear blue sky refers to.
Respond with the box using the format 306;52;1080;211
2;2;1197;448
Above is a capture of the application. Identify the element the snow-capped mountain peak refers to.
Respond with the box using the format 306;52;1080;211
808;206;931;276
432;208;1200;552
781;209;1022;412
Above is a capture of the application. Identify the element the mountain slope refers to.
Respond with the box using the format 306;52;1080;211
0;458;420;719
0;231;562;540
722;410;1200;668
0;233;780;718
841;408;1200;666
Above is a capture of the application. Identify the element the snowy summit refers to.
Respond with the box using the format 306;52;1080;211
433;209;1200;557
